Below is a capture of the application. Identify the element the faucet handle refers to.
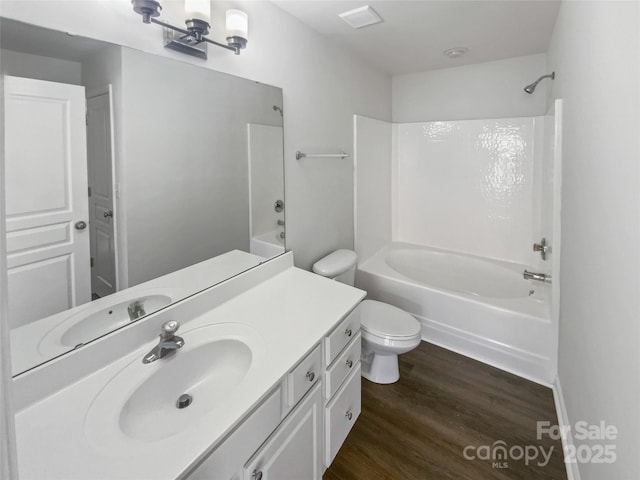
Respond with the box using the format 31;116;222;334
161;321;180;339
533;237;550;260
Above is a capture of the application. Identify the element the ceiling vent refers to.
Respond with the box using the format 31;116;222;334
338;6;383;29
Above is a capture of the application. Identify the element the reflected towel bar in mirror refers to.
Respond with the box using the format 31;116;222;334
295;151;350;160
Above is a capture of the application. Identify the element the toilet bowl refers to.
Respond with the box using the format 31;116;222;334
359;300;422;384
312;249;422;384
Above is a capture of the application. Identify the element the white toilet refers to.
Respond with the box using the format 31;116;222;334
312;249;422;384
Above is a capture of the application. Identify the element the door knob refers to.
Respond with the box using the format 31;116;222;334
104;210;113;218
74;221;87;230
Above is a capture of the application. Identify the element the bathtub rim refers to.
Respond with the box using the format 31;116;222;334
358;241;551;322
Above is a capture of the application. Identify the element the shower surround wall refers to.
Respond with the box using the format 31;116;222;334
392;117;546;268
354;113;558;383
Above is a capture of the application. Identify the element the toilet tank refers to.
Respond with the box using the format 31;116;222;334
312;249;357;286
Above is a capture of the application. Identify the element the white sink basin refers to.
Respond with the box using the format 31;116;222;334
38;292;172;355
85;323;264;451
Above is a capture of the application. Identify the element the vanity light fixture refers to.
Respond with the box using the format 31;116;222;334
131;0;248;59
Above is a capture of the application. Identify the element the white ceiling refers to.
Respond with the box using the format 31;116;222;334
272;0;561;75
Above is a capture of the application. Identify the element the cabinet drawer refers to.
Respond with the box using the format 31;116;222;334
287;344;322;408
325;364;361;467
325;333;361;400
324;306;360;366
185;386;282;480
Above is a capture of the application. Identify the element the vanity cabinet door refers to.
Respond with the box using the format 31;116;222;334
185;387;282;480
244;384;322;480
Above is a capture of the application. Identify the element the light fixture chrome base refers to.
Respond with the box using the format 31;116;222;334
226;36;247;54
185;18;210;41
163;27;207;59
131;0;161;23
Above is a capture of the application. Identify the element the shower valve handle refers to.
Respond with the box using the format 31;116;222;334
533;238;550;260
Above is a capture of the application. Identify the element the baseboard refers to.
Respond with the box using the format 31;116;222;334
417;314;554;387
552;376;581;480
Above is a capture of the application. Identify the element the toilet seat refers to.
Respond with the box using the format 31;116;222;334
360;300;421;340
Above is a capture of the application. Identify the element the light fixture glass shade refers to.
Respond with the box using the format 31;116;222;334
226;9;248;40
185;0;211;23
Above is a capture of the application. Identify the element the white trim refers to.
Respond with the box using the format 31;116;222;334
418;315;554;387
107;84;121;292
247;124;255;240
552;375;581;480
352;114;359;255
0;72;19;480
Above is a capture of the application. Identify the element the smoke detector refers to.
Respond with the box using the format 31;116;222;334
339;6;383;29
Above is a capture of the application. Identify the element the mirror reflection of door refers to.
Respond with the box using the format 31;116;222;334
3;75;91;327
86;90;117;299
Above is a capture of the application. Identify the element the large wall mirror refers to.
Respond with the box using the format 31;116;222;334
1;18;285;376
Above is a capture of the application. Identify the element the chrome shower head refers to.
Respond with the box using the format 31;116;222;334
524;72;555;94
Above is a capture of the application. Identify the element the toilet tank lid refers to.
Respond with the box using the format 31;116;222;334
312;249;357;277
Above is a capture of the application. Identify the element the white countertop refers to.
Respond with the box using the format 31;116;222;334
14;258;365;479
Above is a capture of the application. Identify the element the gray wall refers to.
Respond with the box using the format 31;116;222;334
120;48;282;286
392;53;548;122
1;49;82;85
547;2;640;478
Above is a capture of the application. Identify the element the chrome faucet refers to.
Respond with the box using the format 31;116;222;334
127;300;146;321
142;321;185;364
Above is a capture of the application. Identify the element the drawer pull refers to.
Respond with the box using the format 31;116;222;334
345;328;352;337
345;410;353;421
345;359;353;368
306;371;315;382
252;470;263;480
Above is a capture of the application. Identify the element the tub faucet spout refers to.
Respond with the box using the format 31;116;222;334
523;270;552;284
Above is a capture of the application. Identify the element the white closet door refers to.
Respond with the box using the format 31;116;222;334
87;92;116;298
4;75;90;328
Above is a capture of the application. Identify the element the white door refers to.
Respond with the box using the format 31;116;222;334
87;91;116;298
4;75;90;329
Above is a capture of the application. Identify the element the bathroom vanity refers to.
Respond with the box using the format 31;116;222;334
12;252;365;479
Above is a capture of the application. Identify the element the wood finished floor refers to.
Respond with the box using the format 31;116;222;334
324;342;567;480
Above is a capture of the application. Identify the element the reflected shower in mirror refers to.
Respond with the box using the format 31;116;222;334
1;18;285;376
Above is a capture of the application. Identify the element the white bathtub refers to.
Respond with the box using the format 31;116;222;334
356;242;556;384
